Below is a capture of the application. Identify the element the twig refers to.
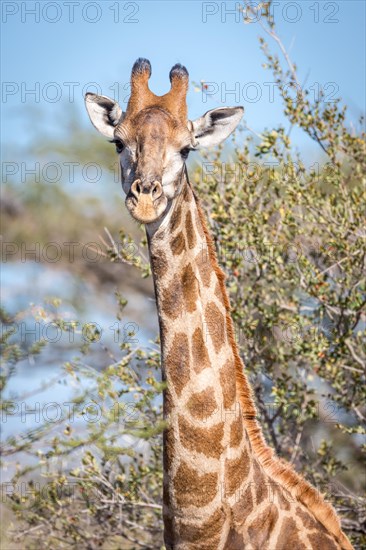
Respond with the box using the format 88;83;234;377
345;340;365;369
103;227;134;266
290;424;304;464
316;250;361;279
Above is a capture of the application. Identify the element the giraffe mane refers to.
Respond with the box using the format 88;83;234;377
193;188;353;550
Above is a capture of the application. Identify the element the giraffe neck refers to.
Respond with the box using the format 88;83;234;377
146;173;352;550
147;175;254;548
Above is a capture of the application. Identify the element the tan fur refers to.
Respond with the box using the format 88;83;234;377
194;191;353;550
149;174;352;548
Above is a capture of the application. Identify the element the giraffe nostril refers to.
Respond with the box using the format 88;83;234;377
131;180;142;199
151;182;163;199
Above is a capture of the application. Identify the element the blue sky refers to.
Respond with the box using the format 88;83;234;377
2;1;365;158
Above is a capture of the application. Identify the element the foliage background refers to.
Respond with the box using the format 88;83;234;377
1;1;365;548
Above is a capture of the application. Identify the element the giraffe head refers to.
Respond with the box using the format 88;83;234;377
85;58;243;224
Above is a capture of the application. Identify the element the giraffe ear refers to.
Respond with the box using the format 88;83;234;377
84;93;124;139
189;107;243;148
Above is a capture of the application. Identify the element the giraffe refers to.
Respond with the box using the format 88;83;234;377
85;59;353;550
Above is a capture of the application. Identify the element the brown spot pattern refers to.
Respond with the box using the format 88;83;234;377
174;461;218;507
223;528;244;549
187;387;218;420
182;263;198;313
253;461;268;505
170;231;186;255
163;387;174;416
214;280;225;305
178;415;224;458
161;281;182;319
195;210;206;239
182;182;192;203
225;448;250;497
163;425;175;473
307;531;339;549
150;249;168;278
180;508;225;545
230;413;244;448
232;484;254;525
219;359;236;409
278;488;291;510
186;211;197;250
276;517;306;549
195;250;212;287
297;506;325;531
165;333;190;397
170;204;182;233
205;301;226;353
247;504;279;548
192;327;210;373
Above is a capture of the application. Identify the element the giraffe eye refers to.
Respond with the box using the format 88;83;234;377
180;147;190;159
113;139;124;154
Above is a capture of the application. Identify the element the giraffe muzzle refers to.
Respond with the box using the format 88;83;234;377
131;179;163;201
126;179;167;224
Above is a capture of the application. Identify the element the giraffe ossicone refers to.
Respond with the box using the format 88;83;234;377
85;58;353;550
